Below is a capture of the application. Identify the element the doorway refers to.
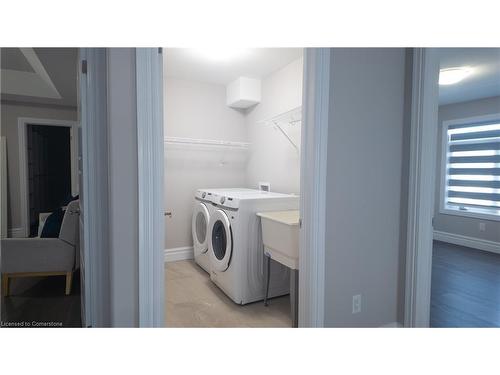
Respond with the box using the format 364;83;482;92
1;48;82;327
162;48;304;327
405;48;500;328
18;118;78;238
136;48;330;327
26;124;71;236
430;48;500;327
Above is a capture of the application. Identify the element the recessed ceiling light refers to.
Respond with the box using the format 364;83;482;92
439;67;472;85
189;48;251;62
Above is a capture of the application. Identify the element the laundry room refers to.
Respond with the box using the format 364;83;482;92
163;48;303;327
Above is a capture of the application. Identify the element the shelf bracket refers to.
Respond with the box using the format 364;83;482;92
273;121;299;153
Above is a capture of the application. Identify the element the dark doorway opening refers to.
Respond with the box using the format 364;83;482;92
27;124;71;237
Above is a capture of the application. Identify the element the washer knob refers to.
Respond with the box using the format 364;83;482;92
220;196;225;204
202;192;206;198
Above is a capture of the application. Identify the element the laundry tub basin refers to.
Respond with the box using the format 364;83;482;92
257;210;299;270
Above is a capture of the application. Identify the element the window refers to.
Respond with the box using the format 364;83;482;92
441;115;500;220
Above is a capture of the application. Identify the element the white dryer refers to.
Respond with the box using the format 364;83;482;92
207;190;299;304
192;188;255;273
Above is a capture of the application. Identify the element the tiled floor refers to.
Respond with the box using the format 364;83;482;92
165;260;292;327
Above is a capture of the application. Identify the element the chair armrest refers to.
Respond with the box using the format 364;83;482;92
2;237;63;247
1;238;75;274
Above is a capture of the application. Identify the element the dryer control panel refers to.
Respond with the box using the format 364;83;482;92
211;194;239;210
195;189;213;202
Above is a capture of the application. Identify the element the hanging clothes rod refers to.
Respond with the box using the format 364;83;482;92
164;137;250;149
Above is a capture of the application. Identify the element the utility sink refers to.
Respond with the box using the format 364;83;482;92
257;210;300;270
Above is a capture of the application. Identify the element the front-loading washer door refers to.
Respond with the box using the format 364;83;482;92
209;209;232;272
192;202;210;254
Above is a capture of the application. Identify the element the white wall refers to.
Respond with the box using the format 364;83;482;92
324;48;407;327
163;57;304;250
434;95;500;243
0;102;77;233
245;58;303;194
163;78;247;249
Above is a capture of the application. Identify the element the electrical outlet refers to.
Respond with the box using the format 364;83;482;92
479;222;486;232
352;294;362;314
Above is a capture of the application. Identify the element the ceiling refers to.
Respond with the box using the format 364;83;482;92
164;48;303;85
4;47;494;108
1;48;35;72
1;48;78;107
439;48;500;105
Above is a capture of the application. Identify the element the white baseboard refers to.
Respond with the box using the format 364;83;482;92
434;230;500;255
7;227;25;238
164;246;194;263
379;322;403;328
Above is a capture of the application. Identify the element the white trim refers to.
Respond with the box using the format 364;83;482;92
440;207;500;222
404;48;440;328
164;247;194;263
79;48;110;327
136;48;165;328
298;48;330;328
1;137;7;239
379;322;403;328
434;230;500;255
17;117;78;237
439;117;448;221
7;227;24;238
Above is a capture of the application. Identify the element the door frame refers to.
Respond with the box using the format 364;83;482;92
1;137;7;238
403;48;440;327
79;48;110;327
136;48;165;327
17;117;78;237
141;47;330;327
298;48;330;327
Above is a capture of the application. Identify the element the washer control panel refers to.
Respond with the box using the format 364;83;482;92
195;189;212;202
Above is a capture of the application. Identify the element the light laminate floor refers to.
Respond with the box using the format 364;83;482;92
165;260;292;327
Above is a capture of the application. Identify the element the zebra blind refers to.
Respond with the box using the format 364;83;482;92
444;119;500;217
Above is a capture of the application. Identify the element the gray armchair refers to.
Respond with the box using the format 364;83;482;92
1;200;80;296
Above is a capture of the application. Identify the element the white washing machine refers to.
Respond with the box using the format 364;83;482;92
207;190;299;304
192;188;256;273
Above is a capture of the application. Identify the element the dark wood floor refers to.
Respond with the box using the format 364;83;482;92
431;241;500;328
1;271;81;328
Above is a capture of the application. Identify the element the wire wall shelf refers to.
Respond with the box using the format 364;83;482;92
258;106;302;153
164;137;250;150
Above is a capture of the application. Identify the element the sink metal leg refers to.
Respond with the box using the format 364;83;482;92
264;253;271;306
290;269;299;328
